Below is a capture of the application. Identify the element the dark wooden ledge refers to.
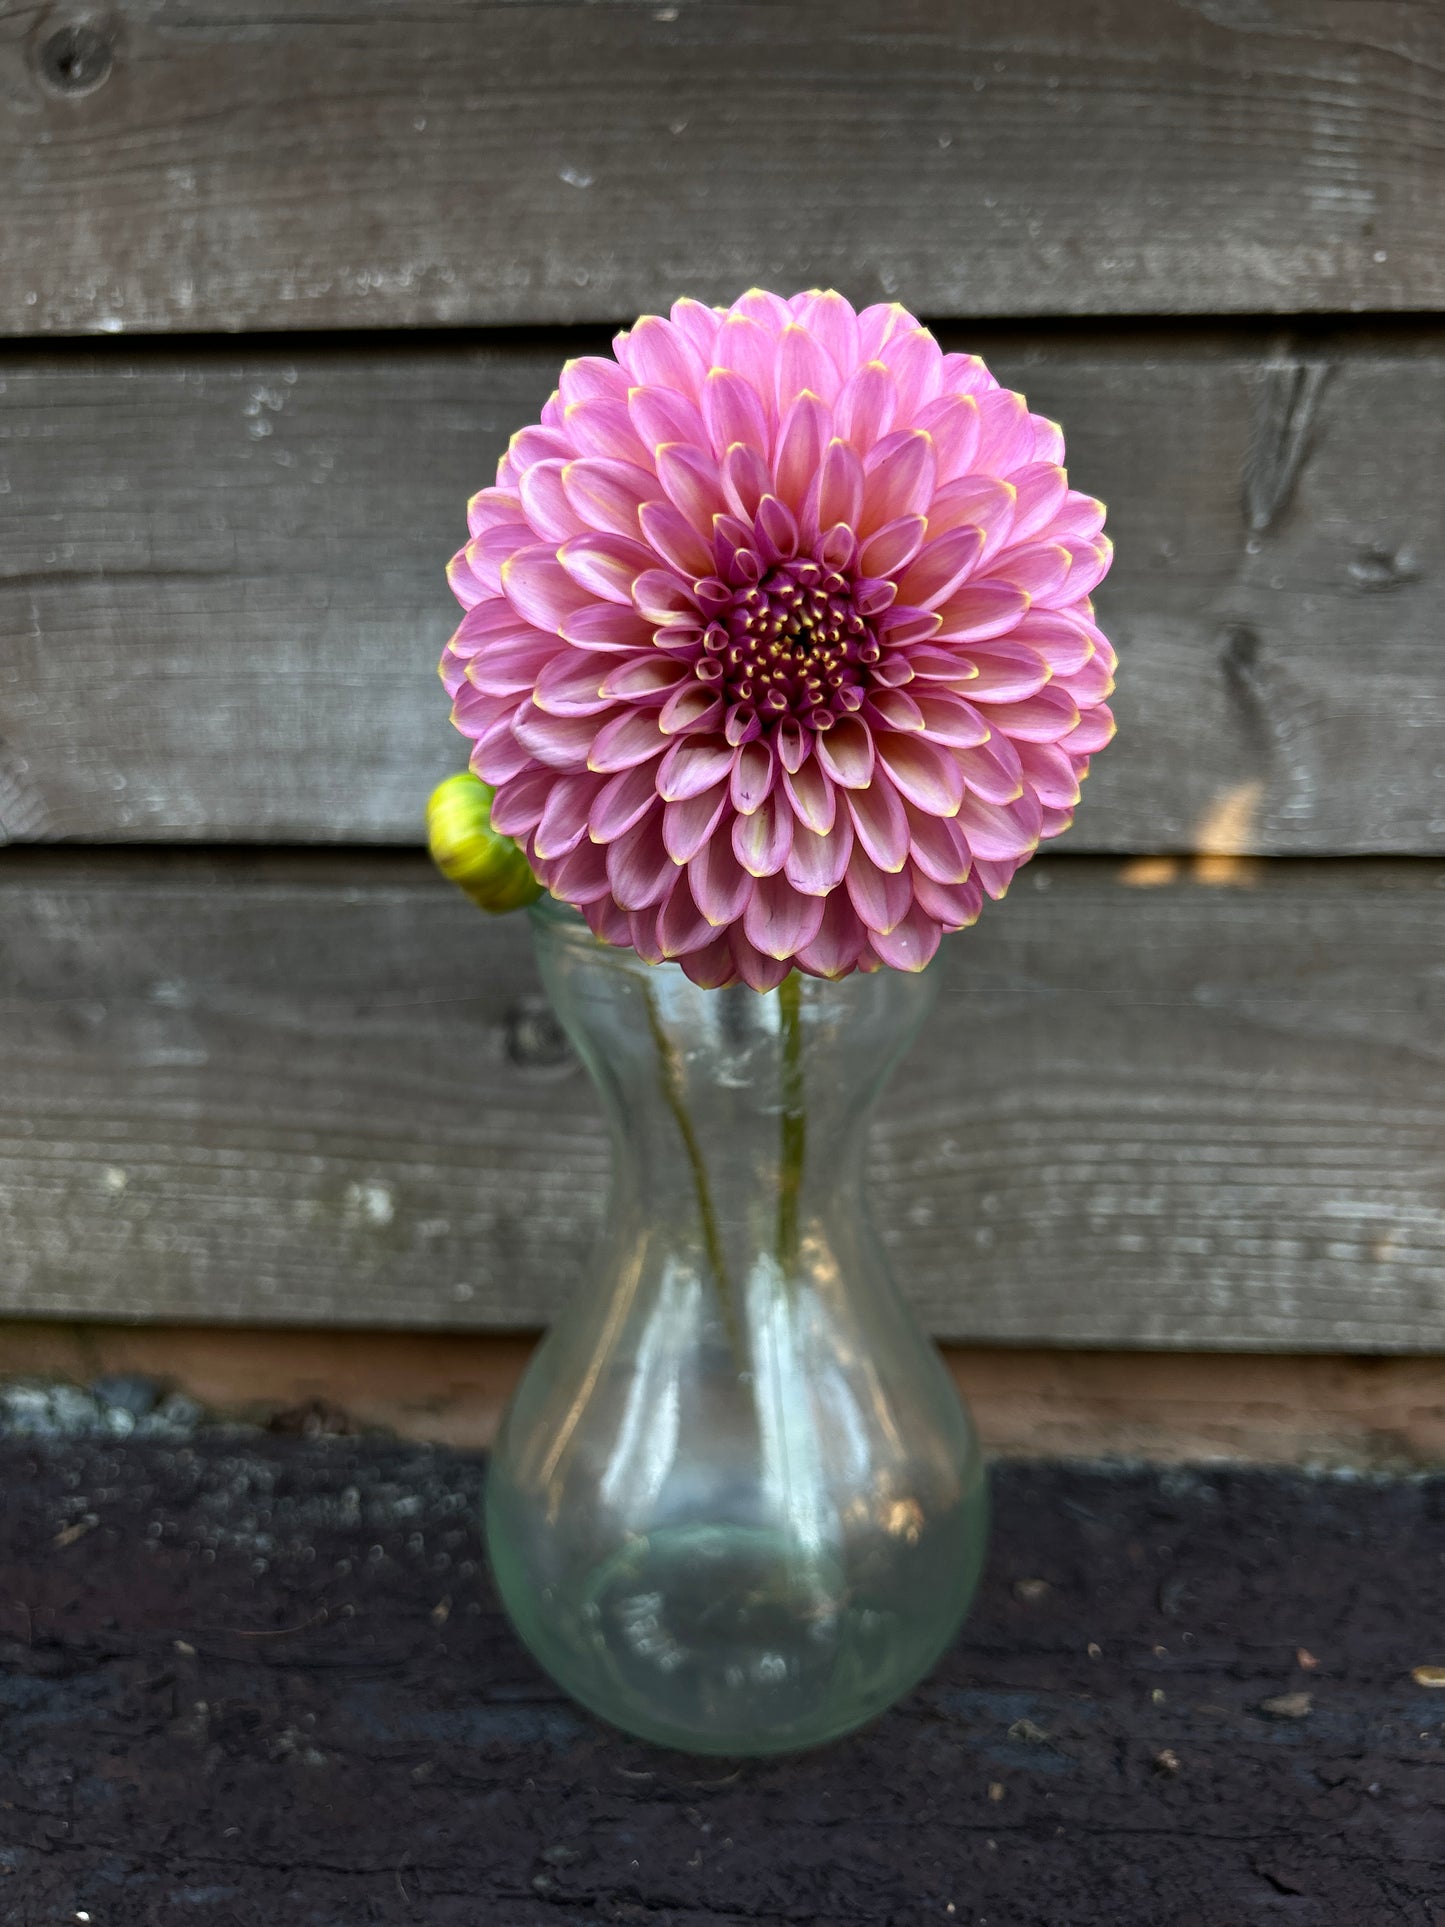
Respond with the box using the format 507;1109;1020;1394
0;1427;1440;1924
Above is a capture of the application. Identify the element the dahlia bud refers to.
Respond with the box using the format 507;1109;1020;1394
427;773;543;914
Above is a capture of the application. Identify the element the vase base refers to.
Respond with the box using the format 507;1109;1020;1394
491;1508;984;1756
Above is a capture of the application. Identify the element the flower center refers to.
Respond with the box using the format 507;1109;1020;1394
693;557;881;740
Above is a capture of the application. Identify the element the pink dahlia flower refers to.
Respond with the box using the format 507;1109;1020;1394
441;290;1115;989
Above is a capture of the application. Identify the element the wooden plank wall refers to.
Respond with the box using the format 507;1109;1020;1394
0;0;1441;1351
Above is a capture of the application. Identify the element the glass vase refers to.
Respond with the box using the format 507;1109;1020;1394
485;898;988;1754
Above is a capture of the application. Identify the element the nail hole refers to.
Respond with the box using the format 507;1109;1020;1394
38;23;114;96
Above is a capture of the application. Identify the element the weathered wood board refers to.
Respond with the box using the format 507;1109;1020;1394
2;329;1441;852
1;850;1439;1350
1;1;1440;334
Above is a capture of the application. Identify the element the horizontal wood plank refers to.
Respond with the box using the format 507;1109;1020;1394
2;329;1441;852
0;1;1440;333
1;850;1440;1350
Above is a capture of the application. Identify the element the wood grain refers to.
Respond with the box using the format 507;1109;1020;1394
1;849;1439;1349
2;328;1442;852
0;1;1440;334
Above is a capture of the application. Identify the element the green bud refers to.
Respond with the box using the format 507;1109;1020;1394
427;772;543;914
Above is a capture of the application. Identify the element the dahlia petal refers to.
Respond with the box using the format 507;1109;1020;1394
794;290;860;376
532;649;612;717
926;476;1018;562
729;935;793;993
971;856;1019;901
733;288;793;334
464;637;559;700
659;686;724;736
858;429;935;538
974;390;1036;473
656;872;718;958
558;531;655;606
519;460;589;543
449;681;511;738
732;792;793;877
815;716;875;790
501;547;594;633
753;495;799;565
938;351;998;398
626;904;667;966
955;736;1026;804
808;438;864;536
1053;490;1108;540
560;601;657;652
513;706;600;772
858;514;927;579
558;356;631;410
630;500;708;579
911;692;992;746
714;312;779;398
1048;537;1113;606
587;707;667;772
730;738;777;815
584;894;634;948
703;367;771;460
776;720;810;775
984;689;1080;743
955;790;1042;862
933;584;1032;645
1008;463;1070;542
795;889;871;979
867;901;942;973
906;803;972;884
777;322;842;409
533;772;606;860
1016;738;1083;809
1060;706;1116;754
835;360;898;454
914;394;982;483
486;768;554;838
782;755;837;835
564;398;652;467
658;735;736;802
670;298;724;365
1012;611;1096;677
656;443;728;535
846;776;910;870
663;780;730;863
909;868;984;929
958;642;1053;701
875;734;964;817
678;933;740;989
987;541;1072;604
615;314;708;397
466;486;525;541
546;836;613;904
1029;413;1066;464
562;458;659;540
845;850;912;935
628;383;709;459
449;595;541;658
875;607;941;652
879;327;942;422
632;568;700;625
598;654;689;702
857;302;916;359
774;393;832;508
508;425;573;472
744;872;826;960
722;442;772;521
470;718;535;785
1040;804;1075;837
866;687;925;732
784;810;854;895
439;645;468;698
894;525;987;610
689;833;752;925
607;809;678;910
589;761;663;843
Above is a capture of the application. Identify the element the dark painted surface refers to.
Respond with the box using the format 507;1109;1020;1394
0;1426;1440;1922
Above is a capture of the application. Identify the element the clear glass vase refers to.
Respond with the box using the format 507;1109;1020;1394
485;899;988;1754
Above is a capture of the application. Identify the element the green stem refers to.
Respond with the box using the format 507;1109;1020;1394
776;970;807;1276
641;980;742;1362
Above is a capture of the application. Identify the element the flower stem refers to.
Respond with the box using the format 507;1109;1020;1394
776;970;807;1276
640;979;742;1362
